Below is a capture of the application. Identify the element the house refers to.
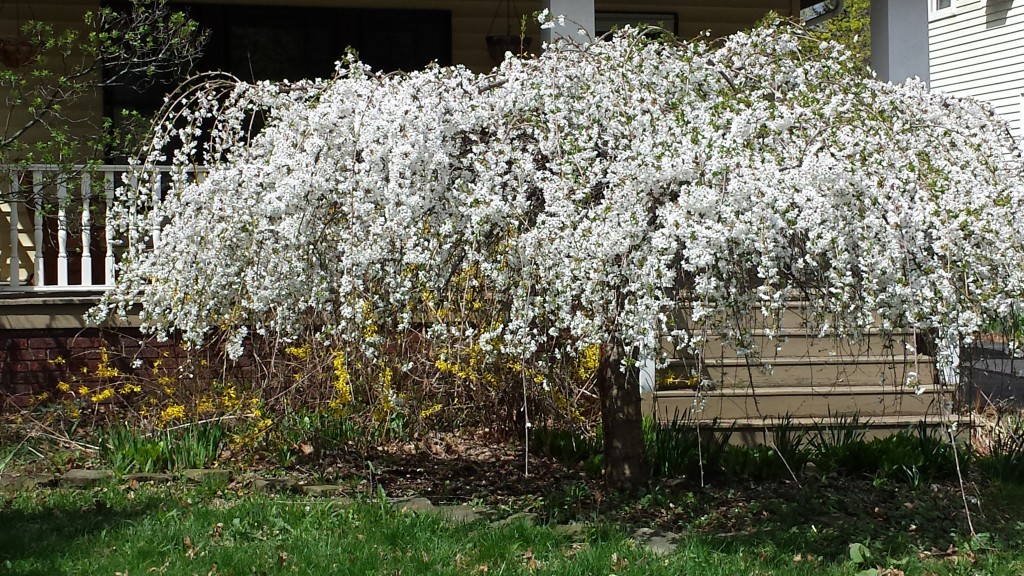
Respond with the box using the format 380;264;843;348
0;0;949;435
928;0;1024;138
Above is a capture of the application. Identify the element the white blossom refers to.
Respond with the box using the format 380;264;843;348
92;23;1024;388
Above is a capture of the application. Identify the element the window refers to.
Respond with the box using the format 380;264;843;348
930;0;956;20
594;12;678;38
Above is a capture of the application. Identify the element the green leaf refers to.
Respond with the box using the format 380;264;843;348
848;542;871;565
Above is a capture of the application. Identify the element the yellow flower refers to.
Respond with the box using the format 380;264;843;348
89;388;115;403
119;383;142;395
420;403;443;419
94;348;120;378
218;384;241;411
56;381;71;393
576;344;601;382
332;352;352;405
196;396;215;415
77;385;89;396
284;345;311;360
159;404;186;424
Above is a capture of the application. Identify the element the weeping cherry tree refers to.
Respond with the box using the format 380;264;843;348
92;20;1024;489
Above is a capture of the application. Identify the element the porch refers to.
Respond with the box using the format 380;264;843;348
0;164;145;296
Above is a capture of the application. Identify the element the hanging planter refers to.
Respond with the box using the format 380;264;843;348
0;36;37;68
485;34;532;64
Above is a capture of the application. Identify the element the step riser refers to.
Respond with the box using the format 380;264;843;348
639;401;965;446
647;390;945;421
726;424;956;446
674;305;888;332
665;333;920;361
662;360;935;388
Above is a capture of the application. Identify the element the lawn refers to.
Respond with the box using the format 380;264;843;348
2;478;1022;576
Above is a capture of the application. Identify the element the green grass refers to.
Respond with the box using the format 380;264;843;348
1;482;1023;576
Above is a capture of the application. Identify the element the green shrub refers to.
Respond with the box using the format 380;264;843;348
101;423;224;475
643;412;732;481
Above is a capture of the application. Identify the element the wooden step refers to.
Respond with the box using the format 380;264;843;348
661;354;936;388
645;384;950;421
638;408;970;446
666;329;921;361
653;299;944;439
674;300;890;331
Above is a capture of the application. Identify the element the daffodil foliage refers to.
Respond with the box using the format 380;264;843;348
94;21;1024;485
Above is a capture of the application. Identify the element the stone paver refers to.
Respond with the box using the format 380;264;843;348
490;512;538;528
61;469;115;488
0;473;56;490
252;477;298;493
436;504;484;523
631;527;680;555
123;472;174;484
553;522;588;540
299;484;349;497
393;496;436;513
182;469;232;485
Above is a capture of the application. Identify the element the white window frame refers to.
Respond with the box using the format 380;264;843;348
929;0;957;21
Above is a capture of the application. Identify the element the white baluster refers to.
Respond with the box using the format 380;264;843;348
8;172;19;288
128;171;138;249
32;170;44;286
57;177;69;286
151;171;161;248
105;170;116;284
81;173;92;286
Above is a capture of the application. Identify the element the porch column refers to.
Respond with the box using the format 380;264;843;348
541;0;595;45
870;0;930;84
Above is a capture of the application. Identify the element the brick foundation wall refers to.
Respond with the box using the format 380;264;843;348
0;327;265;408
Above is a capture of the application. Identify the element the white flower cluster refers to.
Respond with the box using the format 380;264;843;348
92;23;1024;381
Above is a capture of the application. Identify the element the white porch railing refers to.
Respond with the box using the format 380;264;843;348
0;164;180;293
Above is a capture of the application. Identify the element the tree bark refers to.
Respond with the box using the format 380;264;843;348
597;341;647;490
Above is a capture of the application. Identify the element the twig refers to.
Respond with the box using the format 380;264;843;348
162;415;242;432
767;438;802;488
949;420;976;536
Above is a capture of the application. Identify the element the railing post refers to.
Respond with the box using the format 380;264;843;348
81;172;92;286
57;176;69;286
8;172;19;288
105;170;116;285
151;170;161;248
32;170;44;287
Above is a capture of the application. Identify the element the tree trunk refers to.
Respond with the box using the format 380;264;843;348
597;341;647;490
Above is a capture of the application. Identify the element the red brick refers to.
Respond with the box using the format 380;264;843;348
26;337;60;349
3;395;32;408
2;339;29;351
132;347;163;359
12;348;61;362
6;372;53;385
10;361;61;373
67;336;105;350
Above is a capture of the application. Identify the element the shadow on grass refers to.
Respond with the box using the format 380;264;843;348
606;476;1024;565
0;488;167;576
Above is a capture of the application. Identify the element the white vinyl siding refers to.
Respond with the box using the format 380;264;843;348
929;0;1024;138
